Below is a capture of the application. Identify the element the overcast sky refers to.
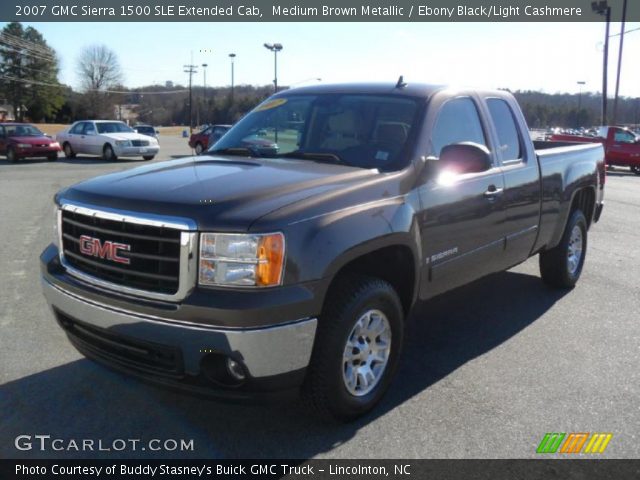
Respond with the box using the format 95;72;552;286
10;21;640;97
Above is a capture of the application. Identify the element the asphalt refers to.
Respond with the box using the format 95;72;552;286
0;136;638;459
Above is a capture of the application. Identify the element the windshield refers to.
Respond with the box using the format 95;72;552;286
210;94;420;170
96;122;135;134
6;124;44;137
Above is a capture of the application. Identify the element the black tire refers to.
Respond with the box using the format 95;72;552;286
142;155;155;161
103;144;117;161
47;153;58;161
302;274;404;422
63;143;76;159
631;165;640;175
7;146;18;162
539;209;588;288
195;143;204;155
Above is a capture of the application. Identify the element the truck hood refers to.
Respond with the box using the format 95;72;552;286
59;155;378;231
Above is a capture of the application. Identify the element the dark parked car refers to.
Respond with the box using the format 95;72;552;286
133;124;159;140
0;123;61;162
41;83;604;421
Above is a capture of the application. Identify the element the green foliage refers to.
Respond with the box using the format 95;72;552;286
0;22;64;122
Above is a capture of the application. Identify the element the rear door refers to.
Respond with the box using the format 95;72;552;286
66;122;86;153
483;97;541;268
417;95;507;299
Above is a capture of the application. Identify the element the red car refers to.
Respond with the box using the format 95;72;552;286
0;123;61;162
551;126;640;175
188;124;231;154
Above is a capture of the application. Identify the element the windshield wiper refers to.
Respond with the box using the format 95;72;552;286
280;151;344;164
207;146;262;157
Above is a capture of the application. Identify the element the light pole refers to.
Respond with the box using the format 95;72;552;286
229;53;236;100
201;63;208;125
263;43;283;92
577;81;586;127
612;0;628;126
592;1;611;126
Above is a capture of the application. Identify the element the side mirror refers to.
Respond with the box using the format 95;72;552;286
155;129;160;134
439;142;492;174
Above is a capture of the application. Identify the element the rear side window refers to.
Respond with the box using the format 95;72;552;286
70;123;84;134
431;97;486;156
486;98;522;161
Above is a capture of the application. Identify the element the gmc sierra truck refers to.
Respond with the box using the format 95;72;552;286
40;83;605;421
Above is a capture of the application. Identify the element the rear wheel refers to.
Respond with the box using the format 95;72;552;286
7;146;18;162
539;209;588;288
302;274;404;422
63;143;76;159
103;144;117;161
195;142;204;155
631;165;640;175
142;155;155;161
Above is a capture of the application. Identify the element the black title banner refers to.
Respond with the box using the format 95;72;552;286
2;460;640;480
2;0;640;22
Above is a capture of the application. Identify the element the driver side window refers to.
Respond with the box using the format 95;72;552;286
431;97;487;157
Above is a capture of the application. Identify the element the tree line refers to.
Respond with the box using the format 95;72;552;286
1;22;639;129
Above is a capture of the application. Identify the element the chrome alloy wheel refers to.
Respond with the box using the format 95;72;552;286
567;224;583;276
342;309;392;397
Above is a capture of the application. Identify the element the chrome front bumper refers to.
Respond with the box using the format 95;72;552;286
41;277;317;379
115;146;160;156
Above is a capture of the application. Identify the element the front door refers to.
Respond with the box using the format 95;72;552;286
417;95;506;299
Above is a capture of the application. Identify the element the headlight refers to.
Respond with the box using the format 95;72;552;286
199;233;285;287
16;143;31;148
115;140;131;147
50;142;60;148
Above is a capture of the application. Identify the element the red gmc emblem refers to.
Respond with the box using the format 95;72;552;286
79;235;131;265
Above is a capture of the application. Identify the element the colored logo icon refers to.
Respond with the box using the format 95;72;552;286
537;433;612;454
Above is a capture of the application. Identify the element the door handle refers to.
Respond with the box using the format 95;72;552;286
484;185;504;198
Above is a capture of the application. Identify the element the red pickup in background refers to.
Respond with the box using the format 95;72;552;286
551;126;640;175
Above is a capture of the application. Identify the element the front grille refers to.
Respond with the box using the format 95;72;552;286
131;140;150;147
56;310;183;377
61;210;181;295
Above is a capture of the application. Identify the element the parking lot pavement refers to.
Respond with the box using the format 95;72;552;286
0;145;638;459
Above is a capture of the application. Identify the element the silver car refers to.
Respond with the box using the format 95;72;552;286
56;120;160;161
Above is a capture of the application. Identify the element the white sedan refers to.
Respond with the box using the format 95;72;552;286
56;120;160;161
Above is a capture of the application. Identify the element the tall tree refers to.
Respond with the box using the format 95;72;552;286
76;44;123;118
0;22;64;122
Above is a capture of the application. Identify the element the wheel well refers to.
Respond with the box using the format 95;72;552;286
330;246;416;315
571;188;595;228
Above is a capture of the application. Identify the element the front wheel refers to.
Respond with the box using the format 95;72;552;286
142;155;155;161
302;274;404;422
631;165;640;175
539;209;588;288
103;144;117;161
194;142;204;155
47;153;58;161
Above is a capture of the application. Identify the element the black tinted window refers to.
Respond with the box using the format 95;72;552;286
487;98;522;160
432;97;486;156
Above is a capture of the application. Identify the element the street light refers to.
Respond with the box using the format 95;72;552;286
202;63;208;124
229;53;236;100
577;81;586;127
591;1;611;126
263;43;283;92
